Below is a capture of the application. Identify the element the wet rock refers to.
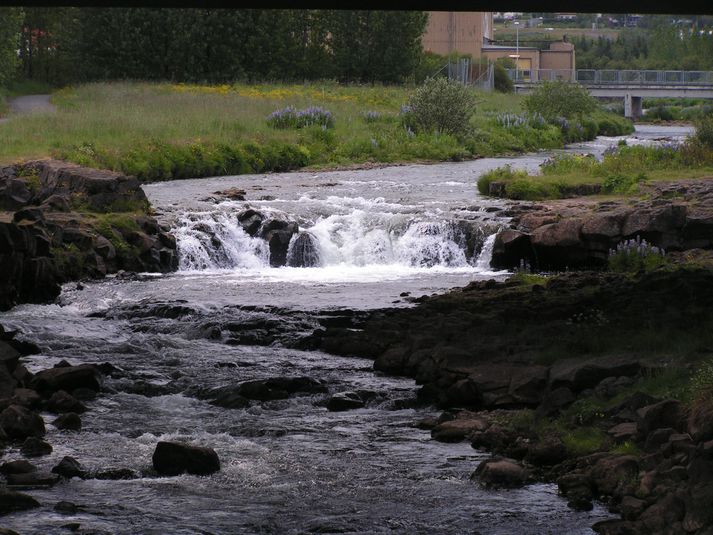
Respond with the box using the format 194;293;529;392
0;459;37;475
55;501;79;515
213;187;246;201
326;392;365;412
491;230;532;270
0;340;21;372
0;404;45;439
287;232;321;267
431;416;489;443
47;390;87;413
6;470;60;487
20;436;52;457
208;388;250;409
152;441;220;476
472;457;528;488
234;376;327;402
0;528;20;535
525;438;568;466
0;488;40;515
9;387;42;409
31;364;101;393
52;456;87;479
91;468;139;480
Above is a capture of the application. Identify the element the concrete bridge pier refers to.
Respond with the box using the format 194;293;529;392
624;94;643;120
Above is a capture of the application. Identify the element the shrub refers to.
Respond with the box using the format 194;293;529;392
477;165;528;195
493;62;513;93
602;172;648;194
362;110;382;123
523;80;598;120
608;236;666;273
406;77;477;136
693;113;713;149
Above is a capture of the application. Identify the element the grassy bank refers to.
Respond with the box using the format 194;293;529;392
478;141;713;200
0;82;631;182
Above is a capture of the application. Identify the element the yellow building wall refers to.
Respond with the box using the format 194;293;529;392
422;12;494;57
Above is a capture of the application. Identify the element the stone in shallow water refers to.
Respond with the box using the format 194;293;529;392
21;436;52;457
0;488;40;515
471;457;528;488
152;441;220;476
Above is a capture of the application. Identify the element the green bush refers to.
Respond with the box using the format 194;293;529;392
694;113;713;149
602;172;648;194
406;77;477;136
477;165;528;195
493;63;513;93
523;80;598;120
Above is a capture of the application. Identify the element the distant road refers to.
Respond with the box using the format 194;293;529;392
0;94;56;123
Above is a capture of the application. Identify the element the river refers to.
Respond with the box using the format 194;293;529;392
0;125;691;534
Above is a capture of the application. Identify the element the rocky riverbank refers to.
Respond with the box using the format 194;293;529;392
491;179;713;271
314;263;713;534
0;160;178;310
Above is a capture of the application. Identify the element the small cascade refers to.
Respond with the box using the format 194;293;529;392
172;204;502;273
174;212;269;270
474;233;497;271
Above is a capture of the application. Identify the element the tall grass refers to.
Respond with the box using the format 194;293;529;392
0;81;625;181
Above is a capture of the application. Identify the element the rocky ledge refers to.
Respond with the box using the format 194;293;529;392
0;160;177;310
491;179;713;270
315;264;713;534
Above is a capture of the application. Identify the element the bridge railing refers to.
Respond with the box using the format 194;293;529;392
506;69;713;85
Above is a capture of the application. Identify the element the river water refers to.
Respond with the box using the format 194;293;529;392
0;126;691;534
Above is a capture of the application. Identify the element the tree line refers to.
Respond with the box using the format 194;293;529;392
572;26;713;71
0;8;429;87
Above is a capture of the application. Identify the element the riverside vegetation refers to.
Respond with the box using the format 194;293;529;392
478;113;713;200
0;80;632;182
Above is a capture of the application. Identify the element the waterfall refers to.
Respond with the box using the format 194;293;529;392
172;206;499;272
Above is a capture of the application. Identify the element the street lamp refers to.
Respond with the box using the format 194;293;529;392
513;21;520;80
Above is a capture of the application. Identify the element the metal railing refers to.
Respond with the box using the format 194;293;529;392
506;69;713;86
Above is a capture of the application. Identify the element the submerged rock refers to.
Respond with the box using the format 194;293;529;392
472;457;528;488
152;441;220;476
0;488;40;515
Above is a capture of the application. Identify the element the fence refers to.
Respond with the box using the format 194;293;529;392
506;69;713;85
445;58;494;91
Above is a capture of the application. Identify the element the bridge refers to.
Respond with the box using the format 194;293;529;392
506;69;713;119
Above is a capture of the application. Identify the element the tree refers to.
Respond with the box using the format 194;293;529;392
406;77;476;136
523;80;598;120
0;7;23;86
328;10;427;83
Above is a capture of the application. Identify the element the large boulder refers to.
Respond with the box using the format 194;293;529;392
0;404;45;439
491;230;532;270
636;399;684;437
31;364;101;393
152;441;220;476
472;457;528;488
0;489;40;515
550;357;640;393
259;220;299;267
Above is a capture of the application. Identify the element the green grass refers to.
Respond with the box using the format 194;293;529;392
0;81;625;182
479;143;713;200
